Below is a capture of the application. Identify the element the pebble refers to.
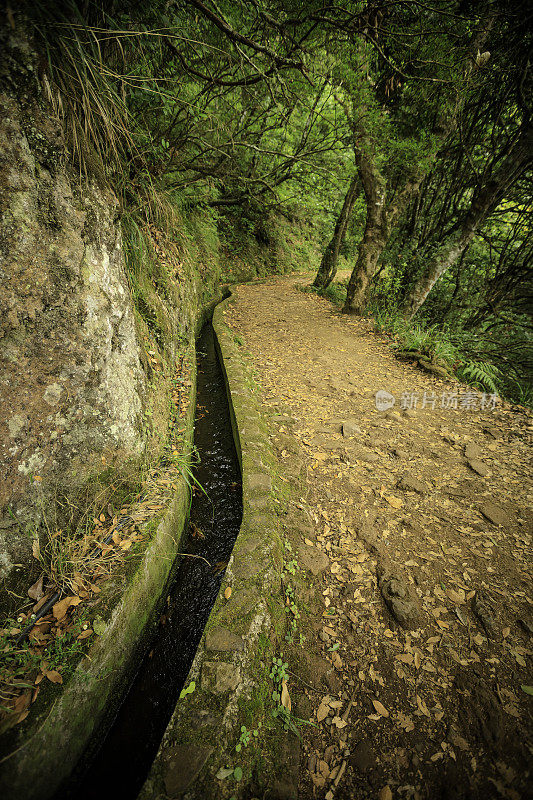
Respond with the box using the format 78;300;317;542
465;442;482;459
342;420;363;438
479;501;508;526
397;472;427;494
468;458;490;477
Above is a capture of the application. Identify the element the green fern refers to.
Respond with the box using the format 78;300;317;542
457;360;501;393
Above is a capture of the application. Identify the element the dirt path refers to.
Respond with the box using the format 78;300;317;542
224;275;533;800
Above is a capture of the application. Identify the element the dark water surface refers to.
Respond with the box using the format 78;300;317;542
60;324;242;800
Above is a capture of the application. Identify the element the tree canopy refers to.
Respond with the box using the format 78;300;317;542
18;0;533;403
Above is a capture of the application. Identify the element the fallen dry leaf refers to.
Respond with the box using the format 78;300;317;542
446;587;466;604
385;496;403;509
372;699;389;717
45;670;63;684
52;595;79;621
416;694;430;717
280;679;291;712
332;715;347;729
317;699;330;722
28;575;44;601
397;712;415;731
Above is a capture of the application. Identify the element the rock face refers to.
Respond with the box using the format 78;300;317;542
0;31;146;583
201;661;241;694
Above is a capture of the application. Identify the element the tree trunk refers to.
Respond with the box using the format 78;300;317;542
342;141;387;314
340;11;497;316
401;227;475;320
313;175;359;289
401;122;533;319
342;227;387;313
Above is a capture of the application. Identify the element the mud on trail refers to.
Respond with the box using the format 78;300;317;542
223;275;533;800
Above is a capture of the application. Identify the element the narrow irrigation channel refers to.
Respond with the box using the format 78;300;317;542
60;323;243;800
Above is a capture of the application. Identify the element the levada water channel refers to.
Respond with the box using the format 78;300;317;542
59;322;243;800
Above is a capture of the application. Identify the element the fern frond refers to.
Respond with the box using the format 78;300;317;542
458;360;501;393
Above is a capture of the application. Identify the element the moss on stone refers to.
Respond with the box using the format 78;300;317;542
137;288;291;800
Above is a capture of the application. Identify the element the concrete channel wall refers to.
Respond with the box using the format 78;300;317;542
139;288;284;800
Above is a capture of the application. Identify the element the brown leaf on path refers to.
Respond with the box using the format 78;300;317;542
13;692;32;714
396;653;413;664
28;575;44;600
380;787;393;800
32;539;40;560
446;587;466;604
317;700;330;722
385;496;403;509
224;586;232;600
332;715;347;728
397;712;415;731
318;760;330;778
372;699;389;717
416;694;430;717
33;593;51;613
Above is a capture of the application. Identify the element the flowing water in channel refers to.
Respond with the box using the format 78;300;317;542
60;323;243;800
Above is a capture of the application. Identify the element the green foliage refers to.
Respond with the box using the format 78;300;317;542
269;655;316;737
179;681;195;699
18;0;531;409
235;724;259;753
456;361;501;394
269;656;288;686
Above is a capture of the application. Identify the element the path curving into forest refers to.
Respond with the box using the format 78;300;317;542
224;274;533;800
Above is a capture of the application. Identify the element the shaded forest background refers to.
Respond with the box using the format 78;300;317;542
15;0;533;404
